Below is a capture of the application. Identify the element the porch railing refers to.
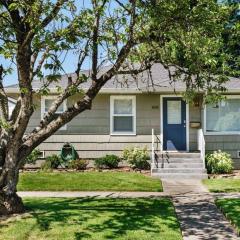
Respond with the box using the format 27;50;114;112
198;128;206;169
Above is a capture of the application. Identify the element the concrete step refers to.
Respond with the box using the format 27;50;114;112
154;158;203;163
152;163;204;168
152;173;208;179
152;168;207;174
156;152;201;158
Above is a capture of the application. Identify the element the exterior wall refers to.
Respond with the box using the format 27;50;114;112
189;103;201;151
25;93;202;158
35;93;161;158
7;91;240;169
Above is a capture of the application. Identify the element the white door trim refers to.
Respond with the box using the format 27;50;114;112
160;95;189;152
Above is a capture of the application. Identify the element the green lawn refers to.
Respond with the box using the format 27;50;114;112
0;198;182;240
216;198;240;234
18;172;162;192
203;179;240;192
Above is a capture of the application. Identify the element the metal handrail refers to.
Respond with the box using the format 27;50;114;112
151;129;169;169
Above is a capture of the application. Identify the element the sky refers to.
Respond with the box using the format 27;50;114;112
1;0;123;86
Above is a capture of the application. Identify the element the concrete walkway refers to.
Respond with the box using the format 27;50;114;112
162;179;239;240
162;179;208;195
173;193;239;240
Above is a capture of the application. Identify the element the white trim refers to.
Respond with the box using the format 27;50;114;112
160;94;189;152
110;95;136;135
38;150;45;159
204;95;240;135
41;96;67;130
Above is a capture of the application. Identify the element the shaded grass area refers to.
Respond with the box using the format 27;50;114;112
216;198;240;234
18;172;162;192
0;198;182;240
203;179;240;192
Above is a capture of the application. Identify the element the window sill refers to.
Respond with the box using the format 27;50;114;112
204;131;240;136
110;133;137;136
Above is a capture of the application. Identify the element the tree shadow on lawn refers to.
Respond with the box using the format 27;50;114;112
22;197;180;239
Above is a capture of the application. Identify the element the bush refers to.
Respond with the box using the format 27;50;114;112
41;154;61;171
206;150;233;174
69;159;89;170
20;149;41;168
122;147;150;170
94;154;120;169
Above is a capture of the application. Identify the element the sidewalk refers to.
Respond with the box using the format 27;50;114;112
18;191;168;198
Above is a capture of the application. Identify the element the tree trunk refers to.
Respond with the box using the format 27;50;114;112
0;150;25;215
0;190;24;215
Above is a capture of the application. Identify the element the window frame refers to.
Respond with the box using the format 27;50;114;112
110;95;136;135
41;96;67;130
204;95;240;135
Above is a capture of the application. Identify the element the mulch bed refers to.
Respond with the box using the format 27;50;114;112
20;166;151;176
209;170;240;179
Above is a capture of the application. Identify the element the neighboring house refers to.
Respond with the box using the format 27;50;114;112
5;64;240;178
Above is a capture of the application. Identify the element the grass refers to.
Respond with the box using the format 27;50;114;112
216;198;240;234
0;198;182;240
18;172;162;192
203;179;240;192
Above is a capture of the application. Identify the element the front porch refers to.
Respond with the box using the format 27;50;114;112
151;128;207;179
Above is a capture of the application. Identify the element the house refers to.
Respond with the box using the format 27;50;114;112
6;63;240;178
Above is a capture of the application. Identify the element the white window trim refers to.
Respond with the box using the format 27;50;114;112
204;95;240;135
38;150;45;159
110;95;136;135
41;96;67;130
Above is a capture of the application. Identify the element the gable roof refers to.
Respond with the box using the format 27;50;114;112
5;63;240;93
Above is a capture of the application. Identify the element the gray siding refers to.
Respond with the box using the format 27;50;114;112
189;104;201;151
33;94;201;158
18;92;240;169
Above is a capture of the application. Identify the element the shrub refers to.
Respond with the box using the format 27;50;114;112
94;157;106;169
122;147;150;170
94;154;120;169
206;150;233;174
20;149;41;168
69;159;89;170
41;154;61;171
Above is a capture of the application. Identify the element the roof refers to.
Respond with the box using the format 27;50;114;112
5;63;240;93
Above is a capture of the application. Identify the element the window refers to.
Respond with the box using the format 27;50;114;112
41;97;67;130
110;96;136;135
167;100;182;124
205;96;240;134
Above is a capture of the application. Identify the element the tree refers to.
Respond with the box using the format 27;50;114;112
0;0;231;214
221;0;240;77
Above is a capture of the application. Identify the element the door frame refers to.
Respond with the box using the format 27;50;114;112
160;95;189;152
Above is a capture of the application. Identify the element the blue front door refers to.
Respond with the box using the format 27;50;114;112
163;97;187;151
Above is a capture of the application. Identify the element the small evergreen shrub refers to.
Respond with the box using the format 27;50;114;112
69;159;89;170
122;147;150;170
94;157;106;169
206;150;233;174
41;154;61;170
94;154;120;169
